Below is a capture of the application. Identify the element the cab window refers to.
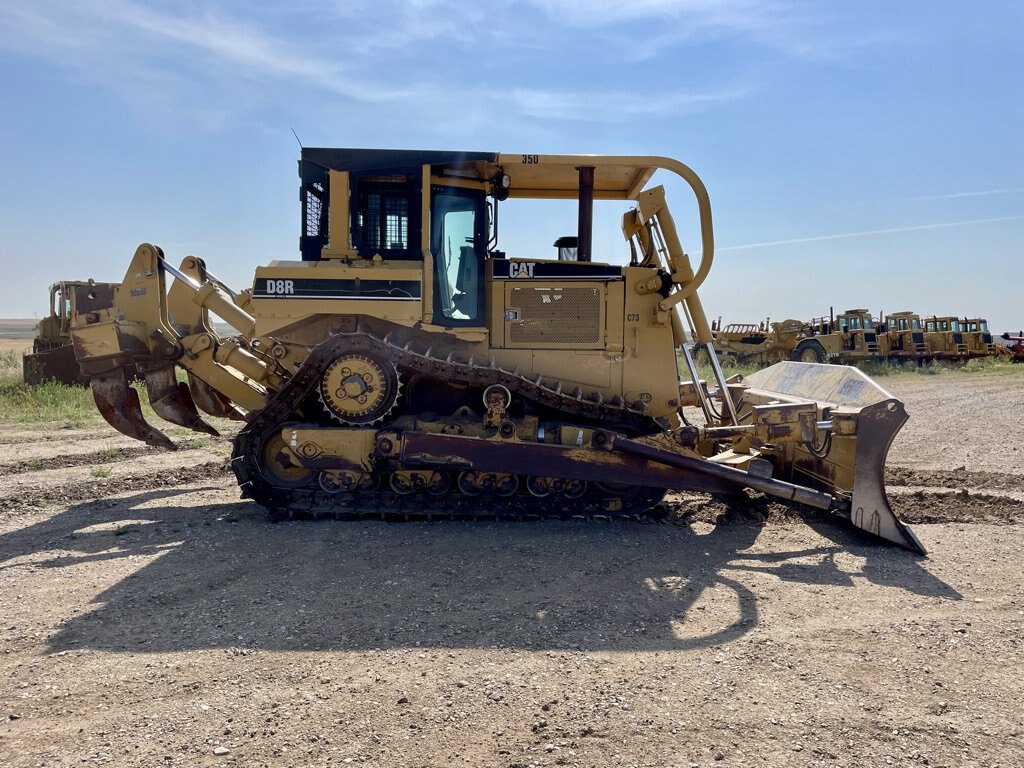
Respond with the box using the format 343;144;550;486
431;188;484;326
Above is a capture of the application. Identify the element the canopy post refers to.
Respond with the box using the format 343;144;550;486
577;166;594;262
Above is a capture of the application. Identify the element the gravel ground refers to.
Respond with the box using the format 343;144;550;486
1;369;1022;768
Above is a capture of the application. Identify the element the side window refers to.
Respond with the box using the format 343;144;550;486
431;189;483;325
351;174;420;258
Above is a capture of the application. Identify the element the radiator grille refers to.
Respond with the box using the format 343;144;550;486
508;287;601;344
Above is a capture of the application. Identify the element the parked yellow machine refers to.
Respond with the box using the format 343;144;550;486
960;318;994;358
64;149;923;553
921;316;992;361
790;309;889;365
710;318;805;365
880;311;927;363
23;281;116;386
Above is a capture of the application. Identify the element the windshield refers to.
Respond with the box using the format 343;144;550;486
840;316;867;330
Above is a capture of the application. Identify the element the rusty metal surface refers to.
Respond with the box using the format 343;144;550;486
400;432;737;495
144;367;219;436
22;344;89;387
90;372;176;450
609;435;838;511
187;372;246;421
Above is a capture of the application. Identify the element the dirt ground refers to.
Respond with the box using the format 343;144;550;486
1;368;1023;768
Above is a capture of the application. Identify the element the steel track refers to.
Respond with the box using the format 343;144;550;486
231;330;666;520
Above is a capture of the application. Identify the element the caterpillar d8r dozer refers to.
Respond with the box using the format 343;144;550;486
66;149;924;554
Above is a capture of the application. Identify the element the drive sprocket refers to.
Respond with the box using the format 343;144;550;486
319;352;400;424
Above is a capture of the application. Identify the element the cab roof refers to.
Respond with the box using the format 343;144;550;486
299;148;666;201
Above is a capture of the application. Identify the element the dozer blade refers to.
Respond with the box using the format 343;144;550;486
187;372;246;421
90;371;177;451
739;362;925;555
144;367;220;436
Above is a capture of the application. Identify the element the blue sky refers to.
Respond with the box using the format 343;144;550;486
1;1;1021;329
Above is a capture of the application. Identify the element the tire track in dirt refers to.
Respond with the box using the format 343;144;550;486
889;488;1024;524
0;461;233;515
884;466;1024;524
886;466;1024;492
0;446;160;476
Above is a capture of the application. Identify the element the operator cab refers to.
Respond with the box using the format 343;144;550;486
296;148;671;332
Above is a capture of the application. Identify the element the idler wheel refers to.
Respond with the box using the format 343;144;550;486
262;433;315;488
319;353;400;424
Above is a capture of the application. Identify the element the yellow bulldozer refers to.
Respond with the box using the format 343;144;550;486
23;281;116;386
65;149;923;553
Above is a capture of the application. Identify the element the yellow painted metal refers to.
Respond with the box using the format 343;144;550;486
420;165;435;324
58;148;923;553
250;259;424;336
323;170;358;260
284;427;378;471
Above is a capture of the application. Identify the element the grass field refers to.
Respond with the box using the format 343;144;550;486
0;345;99;427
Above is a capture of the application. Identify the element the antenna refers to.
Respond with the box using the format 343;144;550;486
290;127;303;149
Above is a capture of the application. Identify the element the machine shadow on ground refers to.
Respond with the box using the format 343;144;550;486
0;489;960;656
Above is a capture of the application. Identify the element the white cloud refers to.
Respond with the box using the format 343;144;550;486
0;0;429;104
510;85;746;122
718;215;1024;252
903;188;1024;203
0;0;890;131
530;0;780;29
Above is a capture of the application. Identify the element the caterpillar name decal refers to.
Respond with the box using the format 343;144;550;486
508;261;536;278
